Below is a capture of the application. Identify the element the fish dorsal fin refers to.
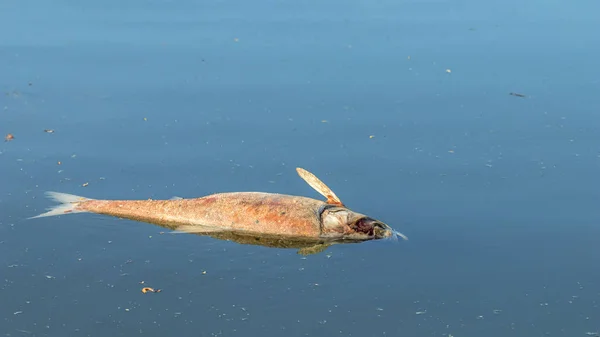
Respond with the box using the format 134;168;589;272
296;167;344;206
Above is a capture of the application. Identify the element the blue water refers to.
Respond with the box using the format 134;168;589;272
2;0;600;336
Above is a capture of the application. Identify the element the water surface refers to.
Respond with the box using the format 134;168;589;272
2;0;600;336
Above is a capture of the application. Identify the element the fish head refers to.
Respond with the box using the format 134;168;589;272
320;204;400;241
296;167;407;241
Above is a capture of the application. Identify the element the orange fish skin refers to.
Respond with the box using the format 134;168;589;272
79;192;329;238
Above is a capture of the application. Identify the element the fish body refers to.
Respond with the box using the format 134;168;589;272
30;167;407;252
80;192;327;238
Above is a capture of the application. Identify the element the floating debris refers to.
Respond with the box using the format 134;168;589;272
141;287;161;294
82;182;89;187
44;129;55;133
509;92;526;98
4;133;14;142
445;69;452;73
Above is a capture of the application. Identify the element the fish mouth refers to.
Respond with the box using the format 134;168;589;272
352;217;408;241
351;217;392;239
373;222;394;238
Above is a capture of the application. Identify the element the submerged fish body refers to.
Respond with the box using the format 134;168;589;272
30;167;407;254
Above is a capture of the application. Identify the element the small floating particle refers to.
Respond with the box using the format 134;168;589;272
202;271;207;274
445;69;452;73
44;129;54;133
448;150;455;153
141;287;161;294
82;182;89;187
416;310;427;315
57;161;62;165
509;92;526;98
321;120;328;123
369;135;375;139
4;133;14;142
234;38;239;42
143;117;147;121
14;311;23;315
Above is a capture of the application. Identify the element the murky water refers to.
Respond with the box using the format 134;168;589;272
2;0;600;336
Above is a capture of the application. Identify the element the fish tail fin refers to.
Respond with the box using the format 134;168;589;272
29;191;94;219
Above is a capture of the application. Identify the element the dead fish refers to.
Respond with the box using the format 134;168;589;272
29;167;407;253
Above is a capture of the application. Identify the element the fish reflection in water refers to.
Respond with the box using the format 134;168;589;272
167;221;405;256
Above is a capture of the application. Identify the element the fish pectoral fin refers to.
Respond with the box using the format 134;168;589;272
297;243;330;256
296;167;344;206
